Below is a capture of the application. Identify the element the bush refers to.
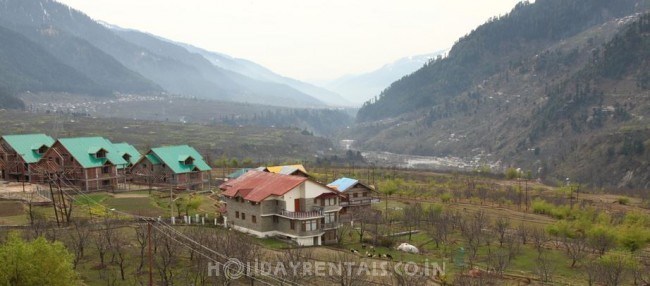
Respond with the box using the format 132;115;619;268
617;197;630;205
441;192;452;203
378;236;395;248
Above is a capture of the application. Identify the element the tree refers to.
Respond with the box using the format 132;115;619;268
495;216;510;247
563;234;588;268
402;203;423;242
598;250;637;286
587;225;617;255
381;179;400;219
66;219;91;269
0;232;78;285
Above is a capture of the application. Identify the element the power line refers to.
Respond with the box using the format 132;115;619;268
41;169;299;286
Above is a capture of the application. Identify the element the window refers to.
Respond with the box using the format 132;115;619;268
96;149;107;158
324;212;336;224
322;197;337;206
362;192;368;197
252;215;257;223
241;213;246;220
55;157;60;165
235;211;239;219
302;220;318;231
102;166;111;174
290;220;295;230
353;193;358;198
102;180;110;186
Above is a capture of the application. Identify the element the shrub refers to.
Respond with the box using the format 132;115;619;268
441;192;452;203
617;197;630;205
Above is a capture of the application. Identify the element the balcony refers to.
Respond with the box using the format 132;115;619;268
340;198;380;207
278;209;323;219
322;222;339;230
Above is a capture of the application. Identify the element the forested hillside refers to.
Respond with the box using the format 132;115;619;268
357;0;646;121
348;0;650;188
0;25;109;97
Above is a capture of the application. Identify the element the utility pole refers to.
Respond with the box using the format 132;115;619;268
525;177;529;212
49;179;60;227
170;186;174;218
148;222;153;286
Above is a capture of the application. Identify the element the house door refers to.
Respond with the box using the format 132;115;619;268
294;199;301;212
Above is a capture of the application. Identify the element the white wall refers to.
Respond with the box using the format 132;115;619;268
304;180;335;198
283;187;300;212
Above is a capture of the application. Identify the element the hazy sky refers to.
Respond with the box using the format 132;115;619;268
57;0;524;82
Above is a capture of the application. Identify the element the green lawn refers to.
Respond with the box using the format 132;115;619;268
104;197;165;217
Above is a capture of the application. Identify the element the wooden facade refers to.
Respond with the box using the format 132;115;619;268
34;142;119;192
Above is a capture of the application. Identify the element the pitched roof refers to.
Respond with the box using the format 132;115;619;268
220;171;307;202
327;177;374;193
148;145;211;174
58;137;128;168
227;168;251;179
1;134;55;164
266;164;308;175
112;142;142;167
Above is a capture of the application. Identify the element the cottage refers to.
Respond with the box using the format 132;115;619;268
35;137;128;191
0;134;55;183
263;164;309;177
112;142;141;168
327;177;380;221
220;171;341;246
131;145;211;190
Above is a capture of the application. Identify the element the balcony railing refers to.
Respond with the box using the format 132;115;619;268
322;222;339;230
340;198;380;207
278;209;324;219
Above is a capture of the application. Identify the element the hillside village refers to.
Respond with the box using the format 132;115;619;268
0;133;381;248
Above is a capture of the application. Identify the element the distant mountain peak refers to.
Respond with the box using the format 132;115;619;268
325;49;447;105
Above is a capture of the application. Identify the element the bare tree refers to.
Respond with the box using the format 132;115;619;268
516;223;529;245
535;253;555;283
402;203;423;242
93;225;110;267
530;227;547;258
154;230;180;286
460;211;488;266
390;261;433;285
274;246;314;285
494;216;510;247
325;251;370;286
424;206;450;249
564;234;588;268
351;207;377;243
111;231;129;281
67;219;91;269
213;231;262;285
134;223;148;273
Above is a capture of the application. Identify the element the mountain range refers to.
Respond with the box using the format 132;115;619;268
0;0;355;108
350;0;650;188
325;51;446;105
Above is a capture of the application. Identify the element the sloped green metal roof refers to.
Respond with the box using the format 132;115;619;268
145;154;161;165
1;134;55;164
58;137;128;168
112;142;142;167
148;145;211;174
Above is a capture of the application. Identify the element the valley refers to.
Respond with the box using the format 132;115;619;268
0;0;650;285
